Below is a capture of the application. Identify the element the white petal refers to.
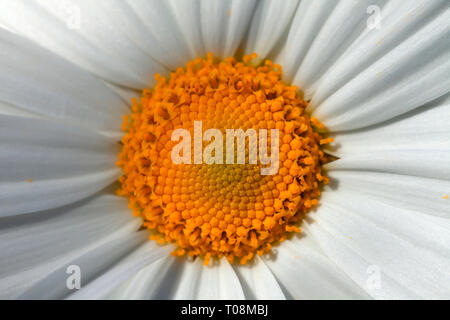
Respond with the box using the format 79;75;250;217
116;0;201;67
103;82;137;108
0;0;167;89
289;0;387;99
326;170;450;219
305;184;450;299
326;94;450;179
173;258;245;300
304;223;420;299
278;0;339;82
0;101;43;119
310;5;450;131
310;0;447;109
0;115;120;217
19;231;147;299
166;0;205;59
0;28;128;131
244;0;299;62
67;241;172;299
0;195;141;299
322;187;450;262
232;256;286;299
200;0;257;58
170;259;202;299
106;255;182;300
327;151;450;181
263;232;369;299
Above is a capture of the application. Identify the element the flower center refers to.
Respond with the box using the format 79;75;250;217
117;53;331;265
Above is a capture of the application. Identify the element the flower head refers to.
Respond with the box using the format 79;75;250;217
0;0;449;300
117;53;331;264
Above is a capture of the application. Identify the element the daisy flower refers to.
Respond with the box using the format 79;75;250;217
0;0;449;300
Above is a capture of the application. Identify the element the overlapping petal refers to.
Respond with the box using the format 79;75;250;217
326;94;450;179
244;0;299;62
172;258;245;300
0;195;141;299
306;181;450;299
0;115;120;217
308;1;450;130
232;256;286;300
0;28;127;131
67;241;171;299
263;232;369;299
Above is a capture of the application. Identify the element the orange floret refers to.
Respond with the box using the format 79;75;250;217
117;53;329;265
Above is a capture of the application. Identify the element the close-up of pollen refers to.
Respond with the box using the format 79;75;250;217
117;53;332;265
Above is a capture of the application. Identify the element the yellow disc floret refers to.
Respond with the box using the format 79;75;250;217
117;53;331;265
